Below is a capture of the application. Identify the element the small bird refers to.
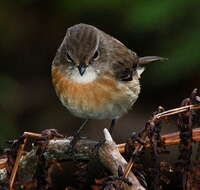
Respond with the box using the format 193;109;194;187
52;23;165;133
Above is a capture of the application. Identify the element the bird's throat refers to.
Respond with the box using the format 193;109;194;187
71;67;97;84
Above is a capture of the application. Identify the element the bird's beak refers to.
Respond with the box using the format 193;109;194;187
138;56;167;65
78;64;87;76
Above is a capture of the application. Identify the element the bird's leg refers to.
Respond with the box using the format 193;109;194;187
109;119;117;135
76;119;89;136
69;119;89;154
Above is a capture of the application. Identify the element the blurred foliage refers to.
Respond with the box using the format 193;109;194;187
0;0;199;143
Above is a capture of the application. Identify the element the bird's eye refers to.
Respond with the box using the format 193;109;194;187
92;50;99;61
66;52;73;62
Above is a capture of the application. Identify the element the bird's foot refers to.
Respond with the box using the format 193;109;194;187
68;132;86;160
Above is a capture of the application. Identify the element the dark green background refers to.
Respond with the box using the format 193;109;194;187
0;0;200;143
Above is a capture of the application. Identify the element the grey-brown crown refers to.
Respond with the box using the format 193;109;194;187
65;24;99;62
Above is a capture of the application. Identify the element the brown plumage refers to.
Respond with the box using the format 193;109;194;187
52;66;140;119
51;23;165;129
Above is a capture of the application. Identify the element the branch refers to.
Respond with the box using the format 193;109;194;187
0;129;145;190
99;129;145;190
1;127;200;188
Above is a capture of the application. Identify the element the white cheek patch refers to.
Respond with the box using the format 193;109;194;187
71;67;97;83
136;67;145;78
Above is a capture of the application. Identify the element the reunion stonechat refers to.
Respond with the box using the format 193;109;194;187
51;23;165;133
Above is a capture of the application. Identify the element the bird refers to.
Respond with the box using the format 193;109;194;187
51;23;165;134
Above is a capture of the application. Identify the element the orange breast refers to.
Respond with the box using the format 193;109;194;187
51;66;140;119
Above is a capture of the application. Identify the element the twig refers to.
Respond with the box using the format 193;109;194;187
9;137;27;190
0;158;7;169
122;104;200;185
8;130;61;189
152;105;200;121
117;128;200;153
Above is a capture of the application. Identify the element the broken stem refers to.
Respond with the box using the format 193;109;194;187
122;104;200;184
